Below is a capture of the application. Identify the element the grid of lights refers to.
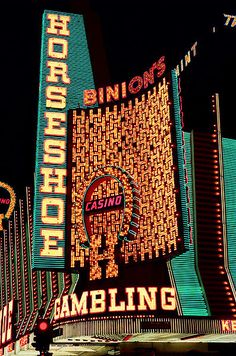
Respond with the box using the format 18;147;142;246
69;78;183;279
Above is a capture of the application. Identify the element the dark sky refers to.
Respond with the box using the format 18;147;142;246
1;0;235;196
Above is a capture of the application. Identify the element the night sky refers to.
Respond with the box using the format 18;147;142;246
1;0;235;196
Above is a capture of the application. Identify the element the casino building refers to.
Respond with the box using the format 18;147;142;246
0;7;235;356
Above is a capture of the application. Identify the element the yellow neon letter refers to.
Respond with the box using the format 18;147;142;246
70;293;88;316
40;229;64;257
83;89;97;106
44;112;66;137
41;197;64;224
44;139;66;164
161;287;176;310
90;290;106;313
137;287;157;311
46;86;67;109
60;295;71;319
47;61;70;84
48;37;68;59
54;298;61;320
40;167;66;194
108;288;125;312
47;14;70;36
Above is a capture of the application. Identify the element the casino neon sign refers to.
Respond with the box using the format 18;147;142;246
73;166;140;257
84;194;123;213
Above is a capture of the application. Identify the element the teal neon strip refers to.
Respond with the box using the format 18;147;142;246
222;138;236;288
171;70;190;249
170;70;209;316
171;132;209;316
43;271;53;318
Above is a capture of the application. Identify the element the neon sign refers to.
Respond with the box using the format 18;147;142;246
223;14;236;27
175;41;198;76
83;56;166;106
221;319;236;332
84;194;124;213
54;286;176;321
69;78;184;279
33;10;95;269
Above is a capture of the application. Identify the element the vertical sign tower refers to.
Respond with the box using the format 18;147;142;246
33;11;95;269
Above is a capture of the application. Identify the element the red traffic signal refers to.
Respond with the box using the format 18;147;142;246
38;320;50;332
32;319;52;352
32;318;63;353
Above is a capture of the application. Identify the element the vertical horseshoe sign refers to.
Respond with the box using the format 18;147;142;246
0;182;16;231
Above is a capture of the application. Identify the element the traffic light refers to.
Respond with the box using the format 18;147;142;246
32;319;52;352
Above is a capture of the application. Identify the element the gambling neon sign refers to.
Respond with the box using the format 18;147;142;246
54;286;176;321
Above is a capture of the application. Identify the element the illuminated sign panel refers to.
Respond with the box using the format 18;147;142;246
54;286;176;321
53;77;185;322
33;11;95;269
68;77;184;280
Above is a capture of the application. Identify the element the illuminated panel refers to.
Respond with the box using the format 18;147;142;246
0;235;5;309
171;70;191;247
17;200;30;337
14;211;24;330
222;138;236;288
69;78;184;279
24;187;38;334
44;271;58;320
170;133;209;316
193;128;236;316
40;271;48;316
17;192;41;337
170;71;209;316
3;231;11;304
8;221;16;302
0;187;79;339
33;10;95;269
